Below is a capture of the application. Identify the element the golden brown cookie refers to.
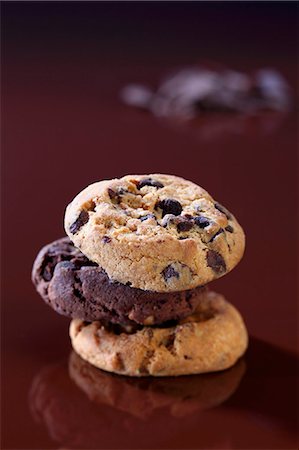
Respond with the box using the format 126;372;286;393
64;174;245;292
69;291;248;377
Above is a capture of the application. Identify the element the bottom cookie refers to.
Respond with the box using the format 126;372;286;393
70;291;248;377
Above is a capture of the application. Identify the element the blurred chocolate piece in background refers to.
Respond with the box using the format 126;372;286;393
121;66;292;119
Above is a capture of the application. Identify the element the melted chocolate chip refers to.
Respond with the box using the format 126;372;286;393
69;210;89;234
225;225;234;233
157;199;182;217
161;265;180;281
206;250;226;274
102;235;111;244
177;220;193;232
137;178;164;189
215;202;232;220
209;228;224;242
140;213;156;222
194;216;210;228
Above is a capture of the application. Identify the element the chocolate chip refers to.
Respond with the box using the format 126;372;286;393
140;213;156;222
209;228;224;242
225;225;234;233
194;216;210;228
102;235;111;244
137;178;164;189
108;187;125;204
206;250;226;274
163;333;176;353
178;236;189;240
69;210;89;234
108;188;117;199
177;220;193;232
157;199;182;217
215;202;232;220
161;265;180;281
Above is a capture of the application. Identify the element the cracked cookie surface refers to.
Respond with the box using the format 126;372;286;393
32;237;207;325
65;174;245;292
69;291;248;376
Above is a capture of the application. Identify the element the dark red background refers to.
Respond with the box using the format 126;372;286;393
2;2;298;449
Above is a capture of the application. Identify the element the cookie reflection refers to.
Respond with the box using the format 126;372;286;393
29;352;245;449
69;351;246;418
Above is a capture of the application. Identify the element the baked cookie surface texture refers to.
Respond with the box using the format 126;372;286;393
70;291;248;377
32;237;207;325
65;174;245;292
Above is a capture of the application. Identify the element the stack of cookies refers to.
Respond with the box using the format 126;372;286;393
32;174;248;376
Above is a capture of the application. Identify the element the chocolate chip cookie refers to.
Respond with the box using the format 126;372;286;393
64;174;245;292
32;237;207;325
70;291;248;376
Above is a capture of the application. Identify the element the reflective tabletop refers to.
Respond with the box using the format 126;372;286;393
2;3;297;449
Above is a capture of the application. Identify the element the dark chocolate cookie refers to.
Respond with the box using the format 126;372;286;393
32;238;207;326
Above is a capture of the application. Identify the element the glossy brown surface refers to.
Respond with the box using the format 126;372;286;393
2;3;298;449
